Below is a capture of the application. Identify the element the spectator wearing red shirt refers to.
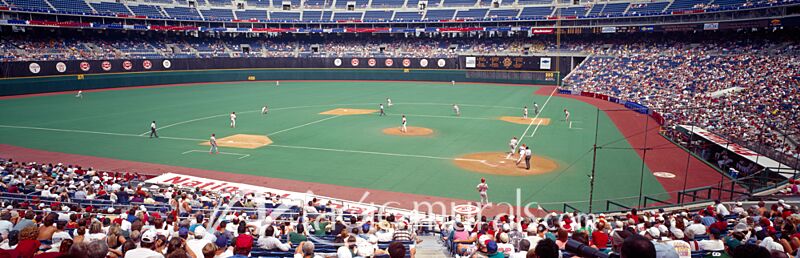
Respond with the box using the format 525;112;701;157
592;221;610;250
15;226;42;258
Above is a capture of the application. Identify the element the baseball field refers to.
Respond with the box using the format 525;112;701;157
0;81;720;212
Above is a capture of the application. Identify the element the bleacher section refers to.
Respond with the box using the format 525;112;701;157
200;8;235;20
49;0;94;13
247;0;271;7
517;0;552;5
163;6;202;19
394;11;422;20
424;9;456;19
206;0;232;5
441;0;477;6
370;0;405;7
270;11;301;20
555;6;588;16
713;0;748;7
455;8;488;18
627;2;669;14
333;11;363;20
665;0;712;11
406;0;420;8
236;9;268;19
128;4;164;17
91;2;132;15
334;0;369;8
599;2;630;15
519;6;553;18
487;9;519;18
363;10;394;20
272;0;301;7
302;10;323;20
304;0;332;8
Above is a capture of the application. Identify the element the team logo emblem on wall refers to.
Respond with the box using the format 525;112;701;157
143;60;153;70
28;63;41;74
123;61;133;71
437;59;446;68
80;62;90;72
101;61;112;71
385;59;393;67
503;57;513;68
162;60;172;69
402;59;411;67
420;59;428;67
56;62;67;73
368;59;377;67
334;58;342;67
351;58;359;67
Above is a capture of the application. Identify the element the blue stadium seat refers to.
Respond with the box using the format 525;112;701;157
247;0;272;7
442;0;477;7
370;0;405;7
333;11;363;20
665;0;712;11
163;6;203;19
91;2;132;15
200;8;235;20
6;0;54;11
49;0;94;13
555;6;589;16
455;8;488;19
424;9;456;20
363;10;394;20
519;6;553;18
600;3;630;15
626;2;668;14
270;11;301;20
128;4;165;17
236;10;268;19
487;9;519;18
393;11;422;20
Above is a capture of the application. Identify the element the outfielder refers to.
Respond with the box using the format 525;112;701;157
209;133;219;154
230;112;237;128
564;108;571;122
453;104;460;116
451;80;456;86
387;98;393;107
401;115;407;133
523;106;529;119
75;90;83;99
379;104;386;116
149;121;158;138
477;178;489;205
276;80;280;86
262;105;269;115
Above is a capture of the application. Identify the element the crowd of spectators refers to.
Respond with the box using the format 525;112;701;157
565;37;800;161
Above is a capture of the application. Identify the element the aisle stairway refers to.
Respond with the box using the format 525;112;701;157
416;235;450;258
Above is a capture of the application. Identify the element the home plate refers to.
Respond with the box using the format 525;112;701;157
499;161;506;164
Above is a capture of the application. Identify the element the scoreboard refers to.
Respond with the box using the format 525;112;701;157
463;56;556;71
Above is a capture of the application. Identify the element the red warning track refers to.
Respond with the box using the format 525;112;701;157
536;87;726;203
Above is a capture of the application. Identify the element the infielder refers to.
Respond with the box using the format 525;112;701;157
75;90;83;98
379;104;386;116
209;133;219;154
564;108;571;122
523;106;529;119
401;115;407;133
453;104;460;116
387;98;393;107
262;105;269;115
230;112;237;128
477;177;489;205
149;121;158;138
533;102;540;115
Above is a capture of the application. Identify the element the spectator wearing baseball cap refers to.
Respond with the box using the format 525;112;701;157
125;230;164;258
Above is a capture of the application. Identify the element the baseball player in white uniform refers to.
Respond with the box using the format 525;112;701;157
276;80;280;86
230;112;237;128
379;104;386;116
477;178;488;205
508;137;518;155
387;98;393;107
401;115;407;133
534;102;540;115
523;106;529;119
149;121;158;138
564;109;570;122
453;104;460;116
451;80;456;86
75;90;83;98
261;105;269;115
209;134;219;154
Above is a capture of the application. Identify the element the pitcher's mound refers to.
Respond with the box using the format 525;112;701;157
320;108;377;115
200;134;272;149
454;152;558;176
382;126;434;136
499;116;551;126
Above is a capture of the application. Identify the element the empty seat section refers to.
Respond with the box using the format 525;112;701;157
626;2;668;13
92;2;132;15
363;10;394;20
518;6;553;18
486;9;519;18
424;9;456;19
236;10;268;19
455;8;488;18
49;0;94;13
129;4;164;16
270;11;301;20
393;11;422;20
555;6;588;16
333;12;363;20
200;9;235;19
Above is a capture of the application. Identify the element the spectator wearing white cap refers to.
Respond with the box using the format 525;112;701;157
125;230;164;258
